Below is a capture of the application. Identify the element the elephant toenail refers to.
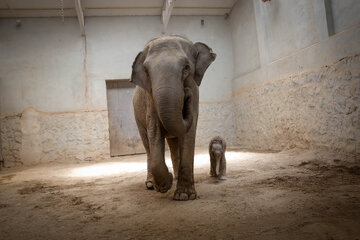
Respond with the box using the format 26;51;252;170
189;193;196;200
179;193;189;201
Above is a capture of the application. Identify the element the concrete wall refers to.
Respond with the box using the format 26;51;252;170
0;18;86;114
229;0;260;78
0;16;235;165
330;0;360;34
230;0;360;154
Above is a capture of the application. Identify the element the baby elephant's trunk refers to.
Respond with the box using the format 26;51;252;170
216;157;221;175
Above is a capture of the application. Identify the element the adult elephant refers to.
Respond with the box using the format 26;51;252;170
131;35;216;200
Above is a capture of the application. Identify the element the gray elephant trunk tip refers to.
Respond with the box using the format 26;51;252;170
215;157;220;175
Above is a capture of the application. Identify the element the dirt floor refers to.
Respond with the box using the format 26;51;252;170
0;148;359;240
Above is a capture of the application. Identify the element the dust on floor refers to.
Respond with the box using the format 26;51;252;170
0;148;359;240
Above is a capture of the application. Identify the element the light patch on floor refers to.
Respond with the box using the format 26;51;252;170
70;162;148;177
69;151;253;177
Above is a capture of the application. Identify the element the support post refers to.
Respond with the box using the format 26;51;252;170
161;0;175;34
74;0;85;36
324;0;335;36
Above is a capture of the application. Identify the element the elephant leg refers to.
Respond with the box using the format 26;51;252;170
173;134;197;201
166;137;180;179
147;108;173;193
149;135;173;193
135;119;153;189
219;158;227;180
209;156;217;177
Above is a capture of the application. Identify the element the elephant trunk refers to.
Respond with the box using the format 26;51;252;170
216;157;220;176
153;86;193;137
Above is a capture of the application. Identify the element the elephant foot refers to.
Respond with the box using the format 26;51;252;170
154;172;173;193
218;175;227;180
209;171;216;177
145;180;154;190
173;185;197;201
145;173;154;190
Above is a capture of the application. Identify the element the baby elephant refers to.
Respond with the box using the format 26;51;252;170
209;136;227;180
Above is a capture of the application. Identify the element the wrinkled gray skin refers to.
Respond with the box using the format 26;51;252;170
131;35;216;200
209;136;227;180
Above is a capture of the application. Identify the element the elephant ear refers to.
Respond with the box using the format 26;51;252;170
194;42;216;86
130;51;151;92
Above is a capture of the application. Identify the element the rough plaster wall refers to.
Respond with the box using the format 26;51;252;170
0;109;109;165
38;110;109;163
233;55;360;154
0;117;22;166
197;103;236;147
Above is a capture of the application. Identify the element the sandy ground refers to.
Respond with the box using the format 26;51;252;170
0;148;359;240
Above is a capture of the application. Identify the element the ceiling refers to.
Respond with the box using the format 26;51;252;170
0;0;238;18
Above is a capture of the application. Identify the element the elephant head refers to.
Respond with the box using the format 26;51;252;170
131;36;216;137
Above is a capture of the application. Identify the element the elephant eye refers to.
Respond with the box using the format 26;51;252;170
184;64;190;72
183;64;191;77
182;65;191;81
144;65;150;78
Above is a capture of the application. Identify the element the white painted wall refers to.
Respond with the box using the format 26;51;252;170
85;16;160;110
330;0;360;34
230;0;360;92
167;16;234;103
86;16;233;110
229;0;260;78
255;0;325;63
0;18;86;114
0;15;233;116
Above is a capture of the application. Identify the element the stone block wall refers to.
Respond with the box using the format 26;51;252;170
233;54;360;154
0;109;110;165
0;116;22;165
0;103;234;165
37;110;110;163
